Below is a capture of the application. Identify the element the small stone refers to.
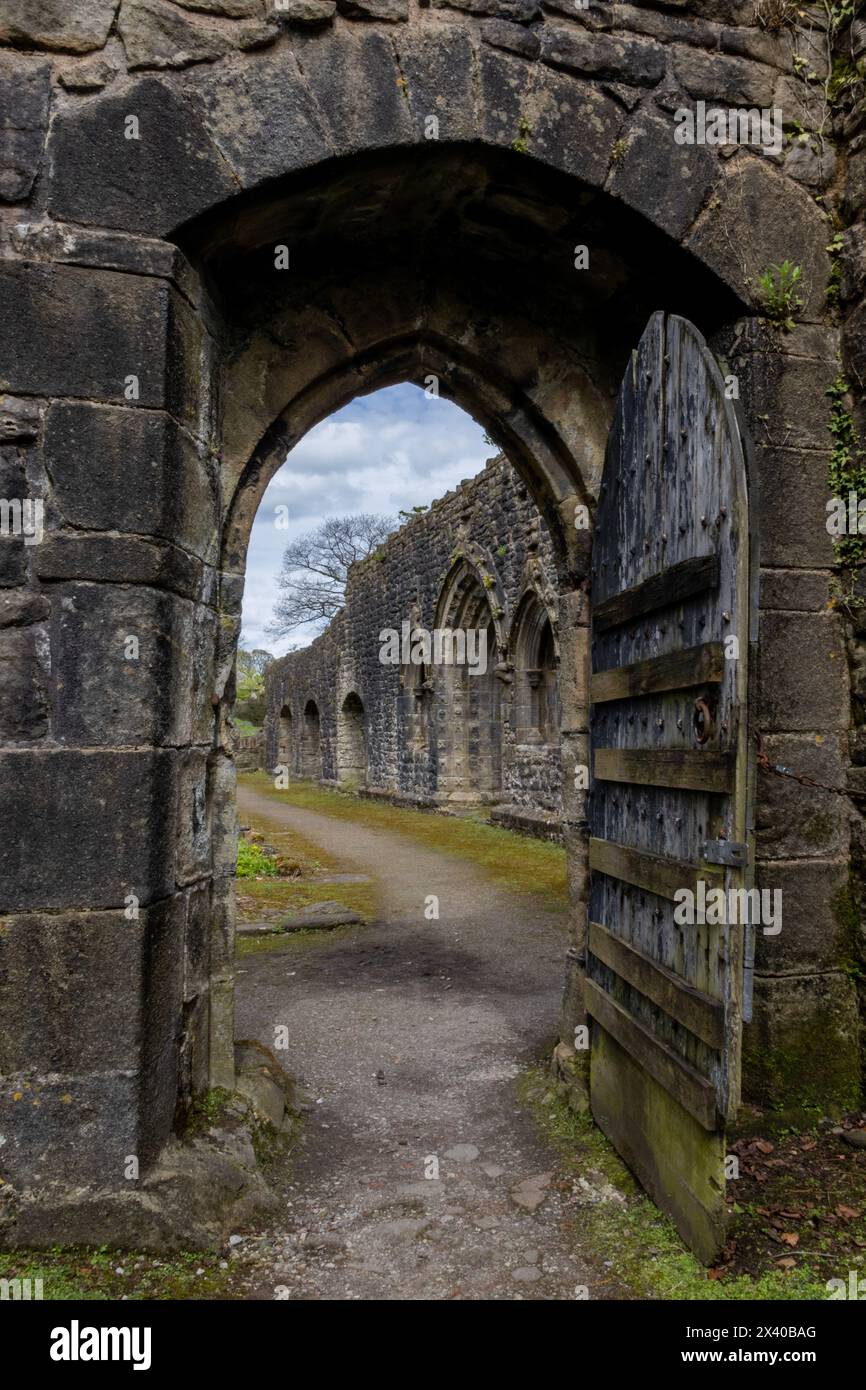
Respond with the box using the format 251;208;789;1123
842;1129;866;1149
337;0;408;18
510;1173;552;1213
228;1234;244;1246
480;1162;504;1178
444;1143;480;1161
58;57;116;92
276;0;335;22
511;1265;542;1282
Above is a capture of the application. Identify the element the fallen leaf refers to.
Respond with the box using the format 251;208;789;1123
776;1257;796;1269
780;1232;800;1247
754;1139;775;1154
836;1204;860;1221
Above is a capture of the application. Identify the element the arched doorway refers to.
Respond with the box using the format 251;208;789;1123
433;560;504;803
12;13;837;1260
337;692;366;787
301;700;321;780
277;702;292;769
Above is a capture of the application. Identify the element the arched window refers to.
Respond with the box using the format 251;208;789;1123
512;593;559;746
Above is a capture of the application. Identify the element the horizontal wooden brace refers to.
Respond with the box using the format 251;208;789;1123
585;978;718;1131
593;747;733;794
593;554;720;634
588;921;725;1050
591;642;725;703
589;836;722;902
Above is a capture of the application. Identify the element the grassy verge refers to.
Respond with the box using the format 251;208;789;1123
234;804;379;957
0;1247;234;1301
238;772;568;909
521;1068;838;1300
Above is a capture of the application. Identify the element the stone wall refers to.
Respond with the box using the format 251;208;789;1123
264;455;563;833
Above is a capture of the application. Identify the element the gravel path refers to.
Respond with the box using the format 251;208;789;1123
234;785;627;1301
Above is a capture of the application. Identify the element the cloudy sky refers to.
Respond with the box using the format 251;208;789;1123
241;384;495;655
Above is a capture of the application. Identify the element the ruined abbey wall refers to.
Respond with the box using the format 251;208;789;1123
264;455;564;834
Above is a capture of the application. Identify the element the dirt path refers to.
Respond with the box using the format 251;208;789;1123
234;784;625;1301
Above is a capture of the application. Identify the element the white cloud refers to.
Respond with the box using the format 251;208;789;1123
241;384;494;655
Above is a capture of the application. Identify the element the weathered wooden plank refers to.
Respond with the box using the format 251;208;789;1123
589;921;725;1049
593;747;732;794
590;642;724;703
589;835;721;901
590;1026;727;1262
586;979;717;1130
593;554;720;634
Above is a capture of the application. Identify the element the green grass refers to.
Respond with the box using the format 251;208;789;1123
0;1247;233;1301
235;717;262;737
238;772;568;908
521;1069;834;1301
236;838;280;878
235;802;379;955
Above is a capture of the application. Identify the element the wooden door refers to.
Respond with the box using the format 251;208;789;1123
587;312;751;1263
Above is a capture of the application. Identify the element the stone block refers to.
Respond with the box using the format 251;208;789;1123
757;610;847;732
0;750;178;911
0;57;51;203
0;625;49;741
118;0;232;70
186;49;331;190
183;882;213;1002
756;733;847;860
0;1073;145;1187
671;44;777;105
685;155;832;319
0;264;203;425
0;0;118;51
46;581;196;747
292;26;413;158
541;26;666;86
0;900;182;1077
753;859;852;974
528;67;626;189
177;750;212;885
48;77;237;236
44;402;219;564
753;447;834;568
36;535;204;601
758;568;830;612
0;591;50;627
395;25;478;143
607;105;716;240
743;972;861;1113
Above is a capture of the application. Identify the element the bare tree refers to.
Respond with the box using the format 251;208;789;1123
268;513;397;636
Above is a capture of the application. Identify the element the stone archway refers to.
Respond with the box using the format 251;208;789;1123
337;692;366;788
277;702;292;769
433;558;504;803
1;5;857;1247
300;699;321;780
